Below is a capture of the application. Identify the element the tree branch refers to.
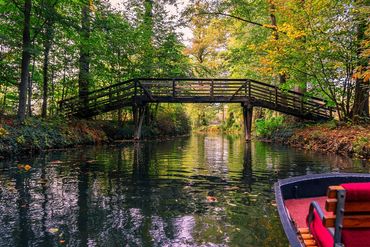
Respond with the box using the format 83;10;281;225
197;11;277;30
31;0;60;42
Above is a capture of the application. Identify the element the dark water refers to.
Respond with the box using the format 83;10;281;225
0;134;369;247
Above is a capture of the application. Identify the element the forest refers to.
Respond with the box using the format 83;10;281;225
0;0;369;154
0;1;370;245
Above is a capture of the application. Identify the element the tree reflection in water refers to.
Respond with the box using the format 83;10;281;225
0;134;368;246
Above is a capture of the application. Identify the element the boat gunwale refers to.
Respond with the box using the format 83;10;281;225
274;172;370;247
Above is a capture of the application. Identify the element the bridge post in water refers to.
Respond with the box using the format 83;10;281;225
242;103;253;142
134;104;146;140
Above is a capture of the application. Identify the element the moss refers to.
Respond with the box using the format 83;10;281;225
0;116;191;158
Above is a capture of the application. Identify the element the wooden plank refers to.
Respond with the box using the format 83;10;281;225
323;215;336;227
324;215;370;228
327;186;344;198
325;198;337;212
303;239;317;246
326;199;370;213
298;228;310;234
301;233;313;239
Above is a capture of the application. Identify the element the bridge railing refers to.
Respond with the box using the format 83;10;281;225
59;78;334;119
138;78;333;118
59;79;137;116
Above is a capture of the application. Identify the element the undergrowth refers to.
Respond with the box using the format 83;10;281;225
0;115;191;158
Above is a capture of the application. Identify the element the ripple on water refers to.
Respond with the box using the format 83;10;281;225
0;134;369;247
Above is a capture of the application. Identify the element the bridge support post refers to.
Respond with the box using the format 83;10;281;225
243;103;253;142
134;104;146;140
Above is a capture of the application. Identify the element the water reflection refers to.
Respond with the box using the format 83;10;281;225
0;134;368;247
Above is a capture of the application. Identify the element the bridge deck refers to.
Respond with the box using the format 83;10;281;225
59;78;334;121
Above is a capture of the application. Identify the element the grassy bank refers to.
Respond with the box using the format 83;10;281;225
256;118;370;159
0;116;190;158
288;123;370;159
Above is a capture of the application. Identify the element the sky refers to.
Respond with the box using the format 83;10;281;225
108;0;193;45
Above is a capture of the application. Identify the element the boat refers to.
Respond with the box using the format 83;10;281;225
274;173;370;247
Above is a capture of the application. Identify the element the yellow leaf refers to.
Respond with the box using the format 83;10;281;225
24;164;31;171
48;228;59;234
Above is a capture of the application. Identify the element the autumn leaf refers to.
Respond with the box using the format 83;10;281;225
24;164;31;171
206;196;218;202
48;228;59;234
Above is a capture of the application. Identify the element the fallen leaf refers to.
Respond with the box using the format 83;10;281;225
37;179;48;184
17;164;24;170
50;160;63;164
48;228;59;234
59;240;65;244
207;196;218;202
225;186;239;191
247;193;259;198
24;164;31;171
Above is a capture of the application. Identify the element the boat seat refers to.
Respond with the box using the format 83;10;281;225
308;182;370;247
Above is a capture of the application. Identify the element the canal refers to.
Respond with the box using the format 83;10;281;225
0;134;368;246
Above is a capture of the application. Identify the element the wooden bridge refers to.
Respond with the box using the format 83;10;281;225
59;78;334;140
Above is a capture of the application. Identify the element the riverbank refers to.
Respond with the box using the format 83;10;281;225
0;116;190;158
263;121;370;159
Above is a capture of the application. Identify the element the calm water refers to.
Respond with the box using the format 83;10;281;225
0;134;369;247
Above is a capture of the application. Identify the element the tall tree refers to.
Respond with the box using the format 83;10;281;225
17;0;32;121
41;2;56;118
78;1;91;108
352;0;370;122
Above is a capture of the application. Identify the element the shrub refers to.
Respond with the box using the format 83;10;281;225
353;136;369;156
255;116;285;138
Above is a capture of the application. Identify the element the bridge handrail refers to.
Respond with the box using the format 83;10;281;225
137;78;331;104
59;77;335;119
59;78;135;104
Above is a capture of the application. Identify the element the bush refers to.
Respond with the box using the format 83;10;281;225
255;116;285;138
155;105;190;136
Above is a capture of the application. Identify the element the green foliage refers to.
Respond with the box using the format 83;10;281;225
0;110;192;156
0;117;107;156
255;116;285;138
0;0;191;117
156;104;191;136
353;136;369;156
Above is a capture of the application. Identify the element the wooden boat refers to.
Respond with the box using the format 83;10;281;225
274;173;370;247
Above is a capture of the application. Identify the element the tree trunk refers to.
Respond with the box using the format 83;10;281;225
78;3;91;109
41;22;54;118
61;48;68;101
142;0;154;76
269;2;286;85
17;0;32;121
27;73;32;116
352;20;369;122
27;56;35;116
50;66;55;116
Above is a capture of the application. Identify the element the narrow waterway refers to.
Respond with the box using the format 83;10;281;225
0;134;368;247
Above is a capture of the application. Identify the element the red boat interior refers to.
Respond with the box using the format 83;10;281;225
285;196;330;228
283;182;370;247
